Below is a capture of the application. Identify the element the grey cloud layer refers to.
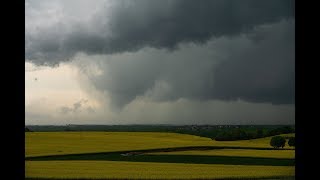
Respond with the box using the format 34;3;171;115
212;21;295;104
26;0;294;65
74;19;294;107
25;0;295;112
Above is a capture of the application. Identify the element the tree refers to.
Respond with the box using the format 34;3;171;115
256;128;264;138
270;136;286;149
215;131;233;141
267;126;294;136
25;127;31;132
246;132;255;139
288;137;295;147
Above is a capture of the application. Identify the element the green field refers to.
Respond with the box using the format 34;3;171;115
25;132;295;179
148;149;295;159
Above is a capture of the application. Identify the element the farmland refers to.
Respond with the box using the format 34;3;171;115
26;132;214;157
25;131;295;179
26;132;294;157
26;161;294;179
148;149;295;159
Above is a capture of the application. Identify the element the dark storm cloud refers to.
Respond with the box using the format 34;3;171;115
25;0;294;65
76;19;294;107
26;0;295;109
104;0;294;50
211;21;295;104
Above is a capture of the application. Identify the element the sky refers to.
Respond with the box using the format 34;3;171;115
25;0;295;125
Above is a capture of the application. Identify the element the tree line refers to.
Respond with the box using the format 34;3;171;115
214;126;294;141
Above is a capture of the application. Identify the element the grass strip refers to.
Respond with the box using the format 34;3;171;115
26;153;294;166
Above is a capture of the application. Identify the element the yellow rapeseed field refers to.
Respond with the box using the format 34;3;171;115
25;132;295;179
25;160;295;179
26;132;295;157
26;132;213;157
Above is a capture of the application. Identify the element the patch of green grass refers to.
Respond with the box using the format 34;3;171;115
25;161;295;179
148;149;295;159
26;151;295;166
